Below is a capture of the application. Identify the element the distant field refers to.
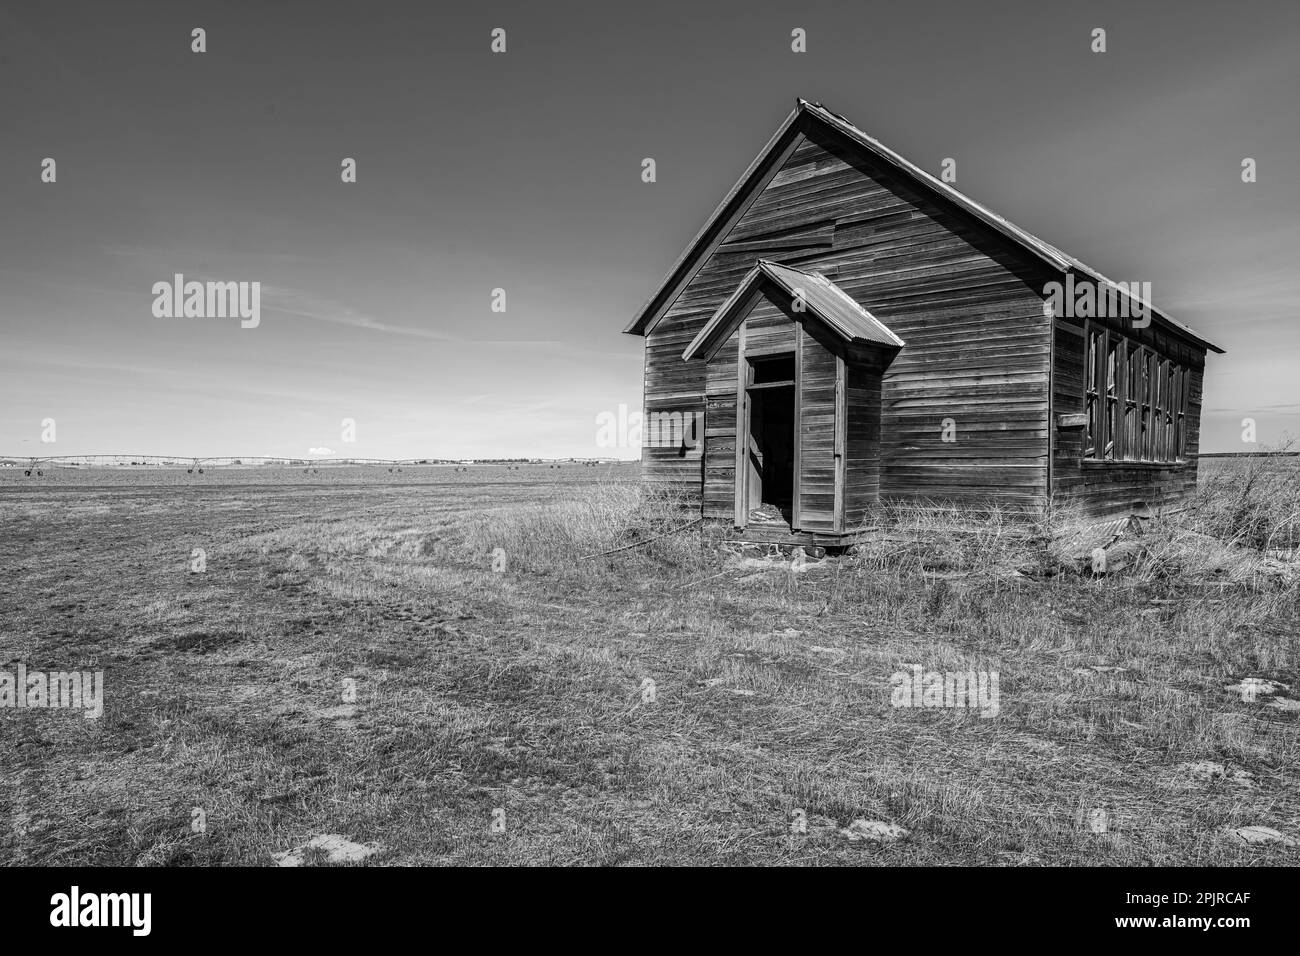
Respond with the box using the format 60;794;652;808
0;462;637;488
1;460;1298;866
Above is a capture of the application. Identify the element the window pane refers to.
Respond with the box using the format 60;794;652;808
1125;343;1140;460
1104;336;1118;459
1173;366;1183;459
1139;350;1150;460
1164;361;1175;463
1085;328;1105;459
1085;329;1097;392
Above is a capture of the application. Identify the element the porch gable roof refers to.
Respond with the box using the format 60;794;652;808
682;259;904;362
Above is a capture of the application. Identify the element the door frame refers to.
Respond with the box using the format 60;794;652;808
733;330;802;530
733;324;747;528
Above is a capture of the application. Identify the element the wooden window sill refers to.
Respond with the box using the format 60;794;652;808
1080;459;1188;470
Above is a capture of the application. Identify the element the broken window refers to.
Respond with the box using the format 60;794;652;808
1083;325;1188;464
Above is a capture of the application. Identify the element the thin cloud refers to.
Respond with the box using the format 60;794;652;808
260;285;637;358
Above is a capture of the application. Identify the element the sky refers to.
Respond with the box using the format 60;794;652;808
1;0;1296;460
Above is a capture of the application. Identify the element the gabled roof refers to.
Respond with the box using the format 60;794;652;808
682;259;903;362
628;99;1223;354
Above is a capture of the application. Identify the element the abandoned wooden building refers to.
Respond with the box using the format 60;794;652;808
625;99;1223;545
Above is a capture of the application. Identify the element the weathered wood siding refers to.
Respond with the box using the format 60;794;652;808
744;291;798;354
641;398;704;502
640;124;1055;507
843;351;885;529
798;327;839;532
702;331;739;519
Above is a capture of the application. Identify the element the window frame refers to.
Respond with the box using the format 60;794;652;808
1081;321;1189;466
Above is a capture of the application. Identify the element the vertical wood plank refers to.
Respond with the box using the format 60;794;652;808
733;320;748;528
1045;298;1054;501
1115;335;1126;461
834;352;845;533
793;324;804;531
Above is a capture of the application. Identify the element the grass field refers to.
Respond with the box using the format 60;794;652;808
2;459;1298;866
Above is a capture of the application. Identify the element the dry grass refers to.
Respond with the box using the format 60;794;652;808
1;462;1297;866
459;483;710;578
1188;440;1300;553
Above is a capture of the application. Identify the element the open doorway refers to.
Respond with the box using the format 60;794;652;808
744;354;795;526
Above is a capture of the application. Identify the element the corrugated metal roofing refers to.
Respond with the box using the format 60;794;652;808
681;260;903;361
758;261;904;348
628;99;1223;354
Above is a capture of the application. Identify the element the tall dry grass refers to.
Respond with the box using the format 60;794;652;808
459;456;1300;592
1186;439;1300;553
457;482;711;577
847;500;1053;578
